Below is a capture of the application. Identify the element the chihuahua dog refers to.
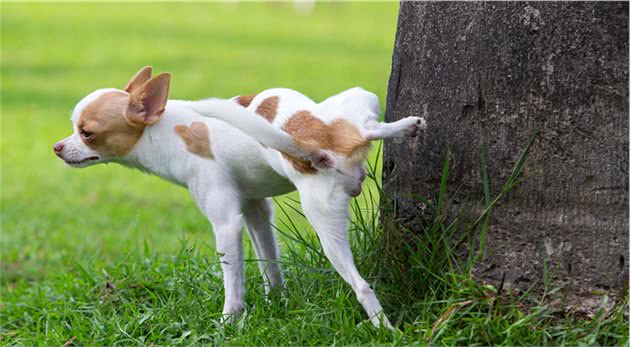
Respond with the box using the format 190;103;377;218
54;67;426;328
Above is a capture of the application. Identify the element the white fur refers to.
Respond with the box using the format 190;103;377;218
56;86;427;329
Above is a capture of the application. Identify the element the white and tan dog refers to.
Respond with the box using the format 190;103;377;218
54;67;426;328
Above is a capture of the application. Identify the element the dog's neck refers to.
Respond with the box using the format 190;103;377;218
120;100;199;187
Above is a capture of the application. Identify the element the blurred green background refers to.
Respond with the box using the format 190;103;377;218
1;2;397;292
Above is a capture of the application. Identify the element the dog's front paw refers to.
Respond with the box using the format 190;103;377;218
400;116;427;137
221;303;245;324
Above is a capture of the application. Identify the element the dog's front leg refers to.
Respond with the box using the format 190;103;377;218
212;215;246;320
243;199;284;295
193;185;246;322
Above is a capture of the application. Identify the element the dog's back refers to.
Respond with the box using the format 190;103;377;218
229;87;379;175
234;87;379;133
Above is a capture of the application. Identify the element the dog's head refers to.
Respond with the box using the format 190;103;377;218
53;66;170;167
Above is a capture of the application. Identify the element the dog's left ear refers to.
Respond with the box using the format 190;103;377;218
124;66;153;93
126;73;171;126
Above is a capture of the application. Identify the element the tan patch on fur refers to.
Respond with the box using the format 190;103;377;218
281;153;318;174
255;96;279;122
78;91;144;156
236;94;257;107
174;122;214;159
281;110;370;174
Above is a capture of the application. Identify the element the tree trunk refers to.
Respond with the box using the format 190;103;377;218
383;2;628;296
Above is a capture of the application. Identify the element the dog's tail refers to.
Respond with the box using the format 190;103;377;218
190;98;318;162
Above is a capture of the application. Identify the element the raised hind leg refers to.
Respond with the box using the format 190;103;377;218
363;116;427;140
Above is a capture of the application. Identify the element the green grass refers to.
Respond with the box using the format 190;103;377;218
1;3;628;346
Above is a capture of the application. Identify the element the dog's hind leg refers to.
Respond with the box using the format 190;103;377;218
297;180;393;329
363;116;427;140
243;198;284;295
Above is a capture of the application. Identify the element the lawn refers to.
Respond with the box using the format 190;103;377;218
1;2;627;346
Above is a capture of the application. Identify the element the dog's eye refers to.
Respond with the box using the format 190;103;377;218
80;129;94;139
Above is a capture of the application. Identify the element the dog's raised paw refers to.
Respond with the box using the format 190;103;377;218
401;116;427;137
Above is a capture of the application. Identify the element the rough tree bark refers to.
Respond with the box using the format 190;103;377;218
383;2;628;298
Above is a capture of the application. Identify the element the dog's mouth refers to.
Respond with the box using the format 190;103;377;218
64;156;100;167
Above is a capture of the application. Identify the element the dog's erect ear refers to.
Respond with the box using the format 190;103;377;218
124;66;153;93
126;73;171;126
